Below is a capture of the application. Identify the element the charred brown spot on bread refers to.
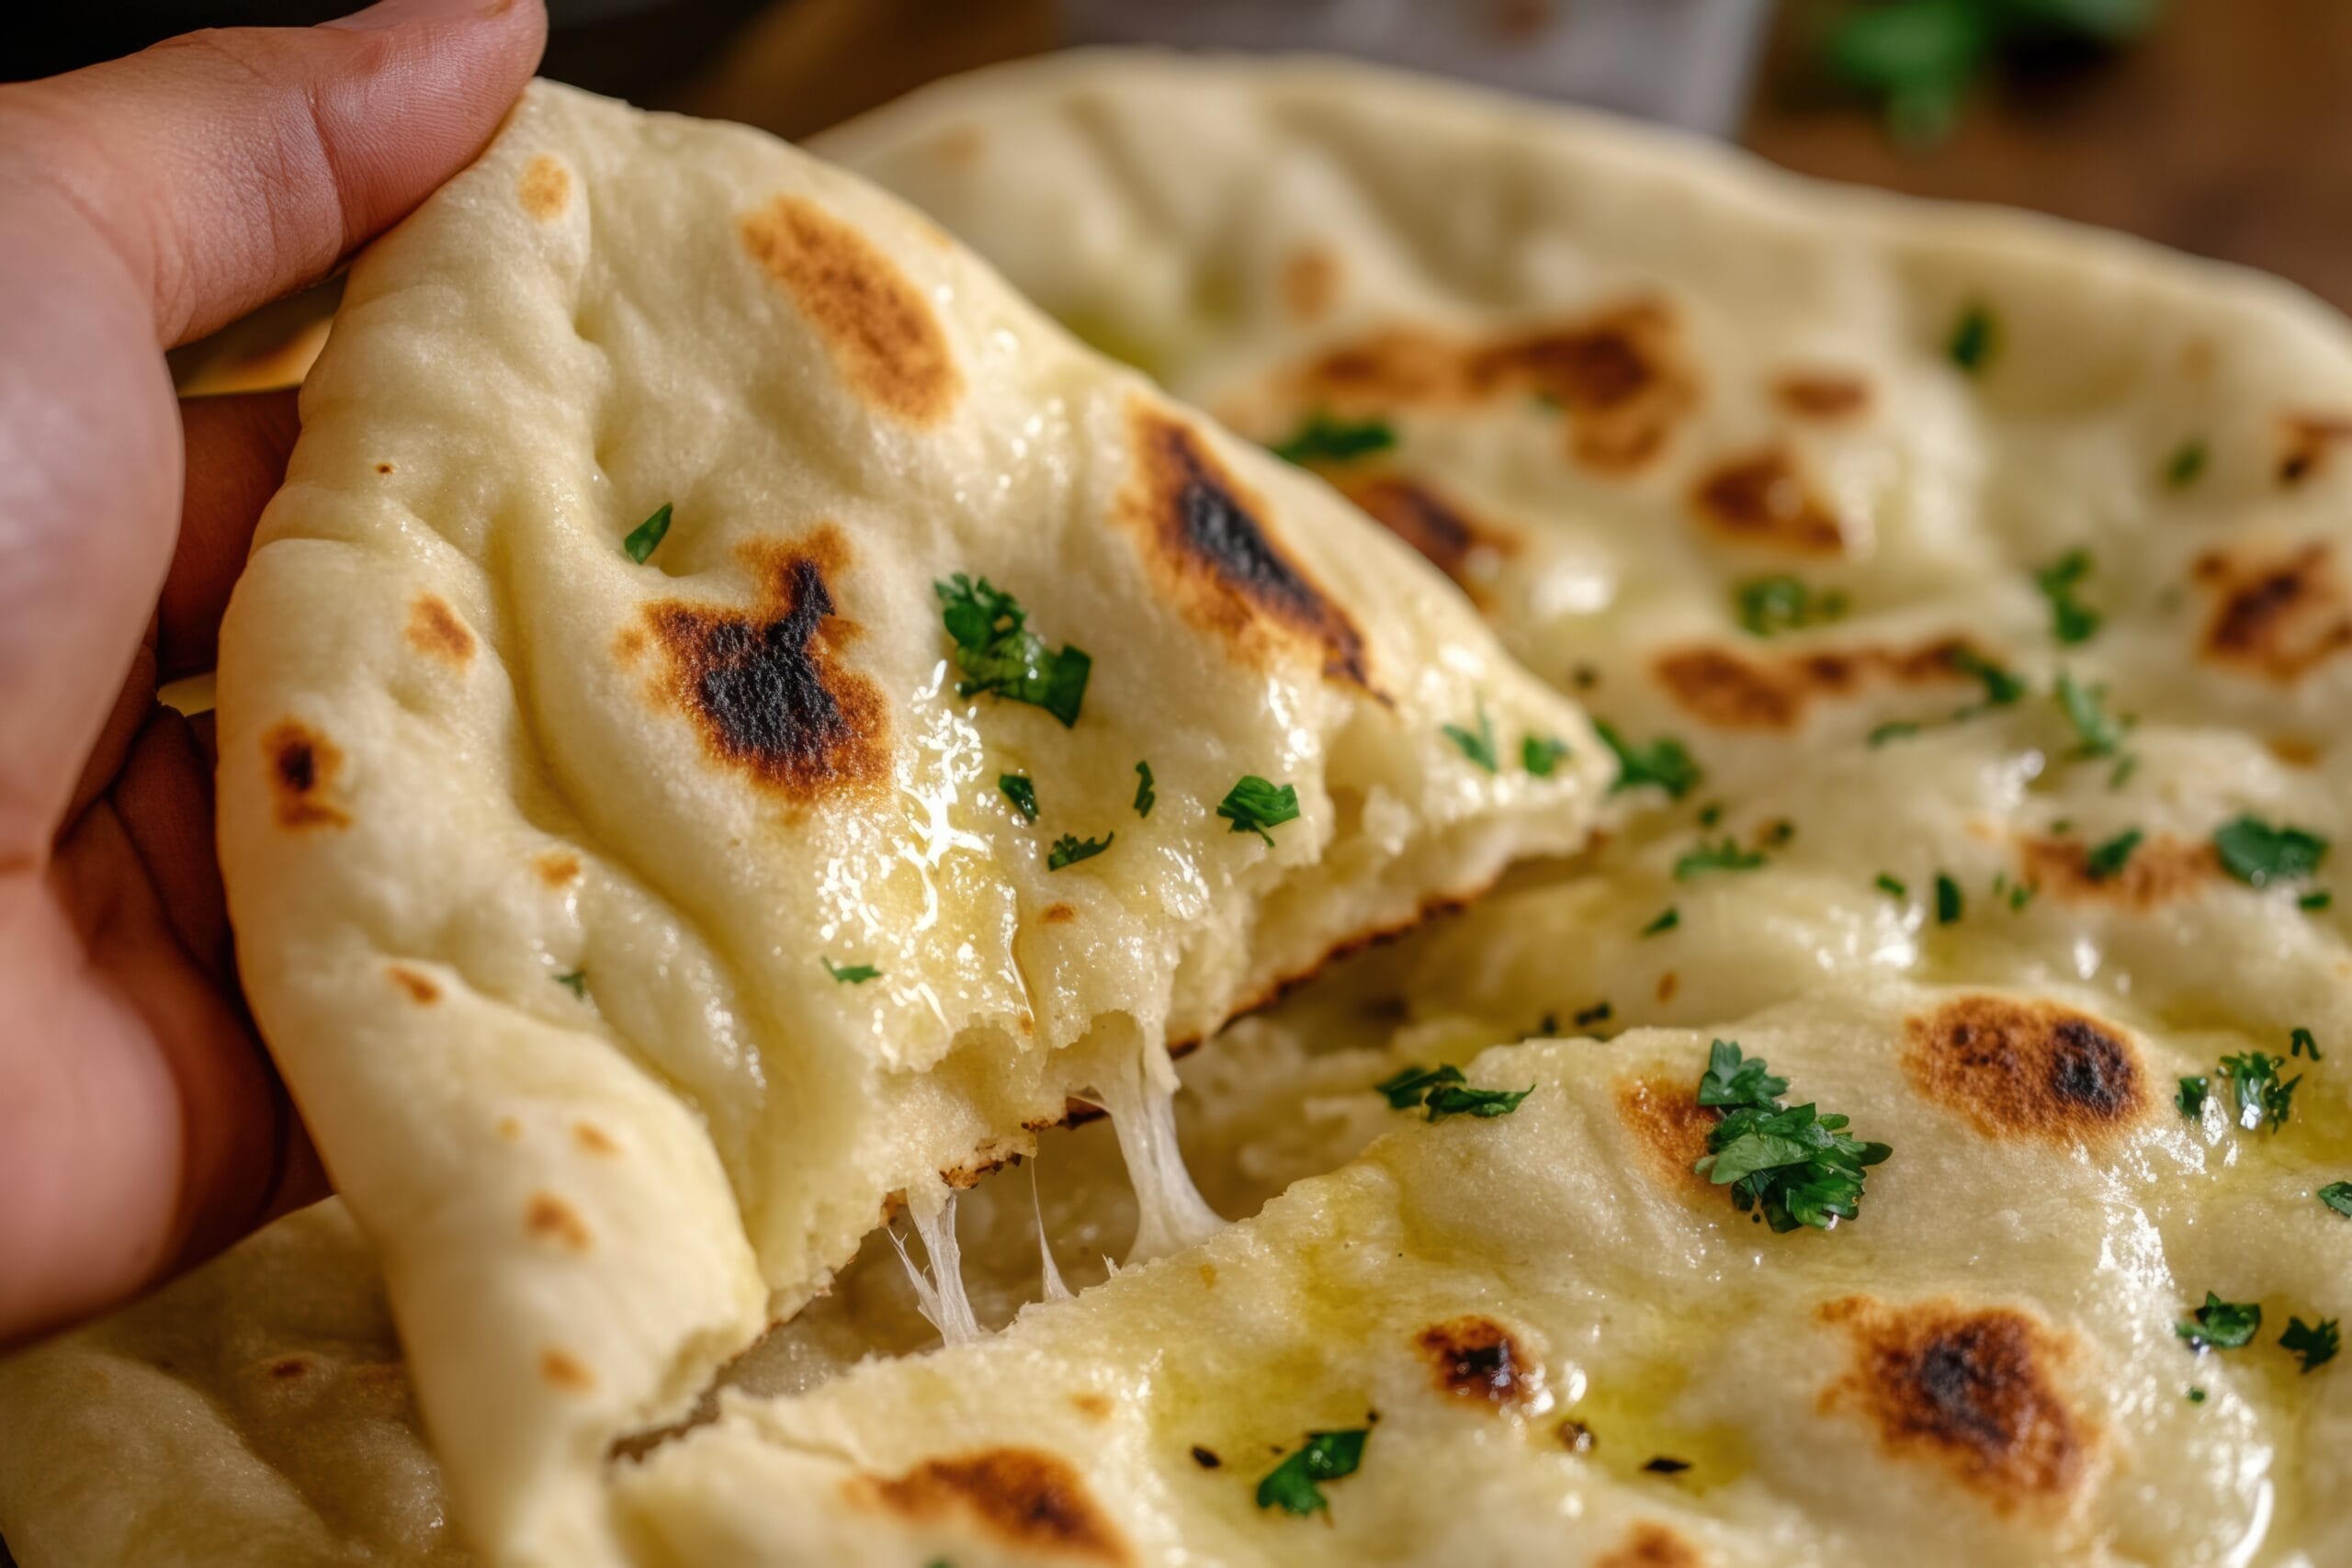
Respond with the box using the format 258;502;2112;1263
526;1192;592;1252
374;462;393;475
1041;902;1079;925
1337;474;1518;604
1121;405;1374;693
1616;1076;1720;1195
386;965;439;1004
2194;541;2352;682
2018;833;2213;909
739;194;960;425
1773;371;1871;420
263;721;351;829
1069;1393;1113;1421
518;154;570;220
638;527;888;799
1295;326;1469;406
405;595;474;664
852;1449;1126;1562
2278;412;2352;484
1598;1522;1705;1568
539;1348;594;1392
1819;1297;2087;1508
1655;637;1975;729
2268;734;2323;767
1416;1315;1538;1408
1281;245;1341;323
573;1121;620;1156
1691;449;1846;553
1905;997;2146;1141
535;850;582;887
1656;970;1679;1004
266;1356;311;1381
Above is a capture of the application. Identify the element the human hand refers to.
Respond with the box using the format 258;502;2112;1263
0;0;545;1344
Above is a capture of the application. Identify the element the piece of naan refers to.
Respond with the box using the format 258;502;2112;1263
206;78;1600;1567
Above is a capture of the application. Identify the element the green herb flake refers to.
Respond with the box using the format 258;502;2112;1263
2318;1181;2352;1217
1868;719;1922;747
1948;303;1996;373
1641;906;1681;938
998;773;1039;823
1596;721;1702;800
2030;551;2102;645
1697;801;1725;829
2301;890;2334;911
552;969;587;998
1674;838;1767;880
1876;873;1908;898
1442;701;1500;773
622;502;673;564
822;957;881;985
1690;1040;1891;1232
2177;1076;2210;1120
1374;1063;1532;1122
2165;439;2209;489
1935;873;1963;925
1046;832;1114;871
1521;734;1572;776
1950;647;2027;708
2084;828;2143;883
1255;1429;1369;1517
2290;1027;2323;1061
1735;575;1849;637
1216;775;1302;846
2283;1315;2340;1374
1270;412;1396;467
1133;761;1155;818
935;574;1092;728
2219;1051;2301;1134
2188;1386;2208;1404
2177;1292;2263;1352
2054;671;2131;758
1375;1063;1463;1111
2213;816;2331;888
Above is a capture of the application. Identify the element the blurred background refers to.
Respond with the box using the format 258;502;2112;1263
6;0;2346;385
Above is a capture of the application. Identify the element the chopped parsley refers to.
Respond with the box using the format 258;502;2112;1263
1255;1429;1368;1516
552;969;587;998
1442;701;1499;773
822;957;881;985
1641;907;1680;937
1868;719;1921;747
1948;302;1996;373
1216;775;1301;845
1573;1000;1614;1030
1597;721;1701;800
2165;439;2209;489
1133;761;1155;818
2084;828;2143;883
1950;647;2027;708
2030;551;2102;645
1690;1040;1891;1232
1935;873;1963;924
1374;1063;1532;1122
935;574;1091;728
2177;1292;2262;1352
2282;1316;2340;1373
1521;733;1572;776
1698;801;1725;828
2177;1076;2210;1119
2319;1182;2352;1217
1675;838;1766;879
2212;816;2331;888
2219;1051;2300;1134
1046;832;1114;871
998;773;1039;823
1735;575;1849;637
1269;411;1396;467
2302;890;2334;911
622;502;672;564
2188;1386;2208;1404
2291;1027;2323;1061
2052;671;2129;758
1876;873;1908;897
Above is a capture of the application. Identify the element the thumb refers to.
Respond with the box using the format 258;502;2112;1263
3;0;547;346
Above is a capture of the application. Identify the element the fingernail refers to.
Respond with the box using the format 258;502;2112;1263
326;0;507;30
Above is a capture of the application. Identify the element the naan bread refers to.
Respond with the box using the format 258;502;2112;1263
207;78;1600;1567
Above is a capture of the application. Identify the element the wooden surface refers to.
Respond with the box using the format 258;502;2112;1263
1744;0;2352;312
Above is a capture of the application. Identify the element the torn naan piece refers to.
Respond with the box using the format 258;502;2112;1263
615;981;2352;1567
822;51;2352;802
210;80;1600;1566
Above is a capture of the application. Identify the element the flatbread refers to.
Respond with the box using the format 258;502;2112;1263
206;77;1600;1567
